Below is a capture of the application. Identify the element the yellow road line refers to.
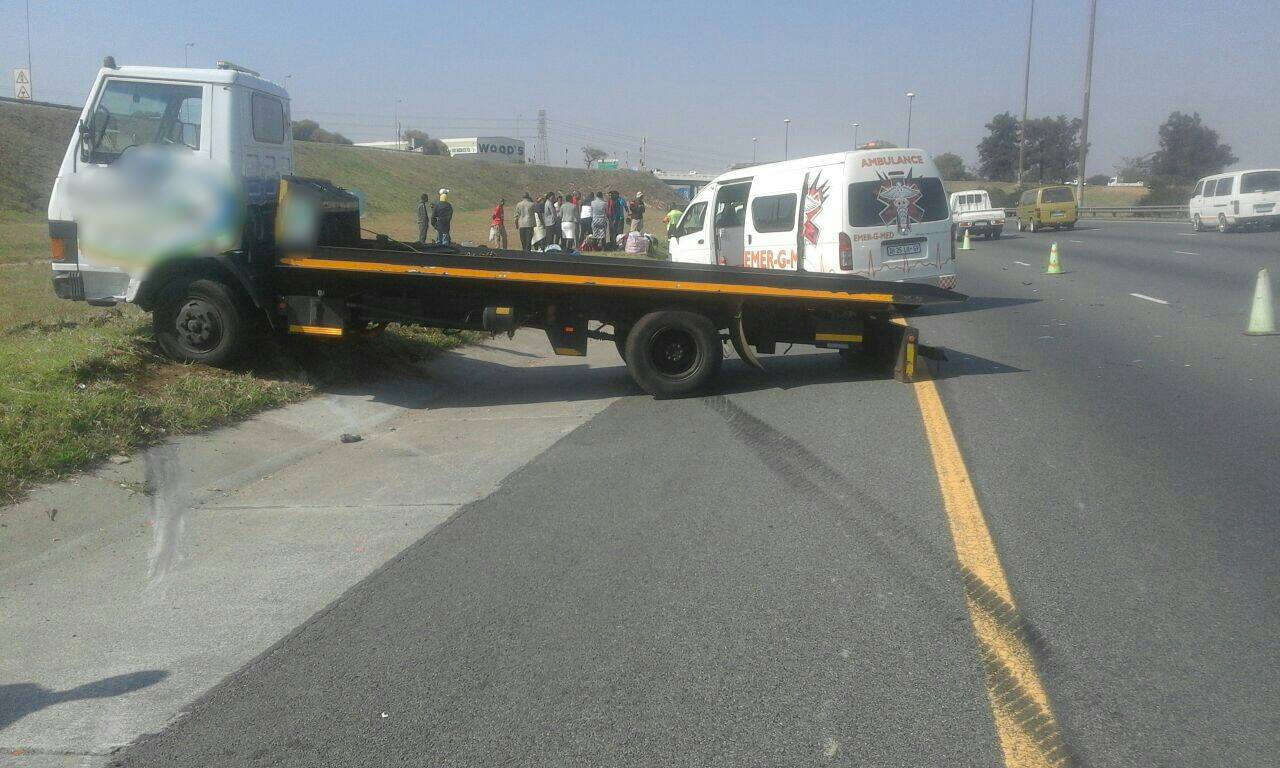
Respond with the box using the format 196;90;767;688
279;256;896;305
912;371;1073;767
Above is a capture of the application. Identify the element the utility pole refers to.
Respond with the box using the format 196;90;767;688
537;109;548;165
565;147;569;166
1017;0;1035;185
752;137;757;163
852;122;860;148
1077;0;1098;206
783;119;791;160
184;42;195;67
905;92;916;146
640;136;646;170
394;99;402;147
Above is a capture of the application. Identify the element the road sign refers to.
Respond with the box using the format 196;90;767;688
13;68;31;100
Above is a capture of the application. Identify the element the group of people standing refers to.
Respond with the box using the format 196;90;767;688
495;190;645;252
415;189;454;246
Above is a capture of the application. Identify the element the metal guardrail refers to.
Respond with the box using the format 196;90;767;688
1002;205;1187;220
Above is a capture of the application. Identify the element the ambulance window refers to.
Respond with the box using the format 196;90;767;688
252;93;286;143
847;176;949;227
750;194;797;233
676;202;707;237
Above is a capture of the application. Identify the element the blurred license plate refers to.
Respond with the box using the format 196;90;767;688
974;220;989;227
1052;211;1066;218
885;242;923;258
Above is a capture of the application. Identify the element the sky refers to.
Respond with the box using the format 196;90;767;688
4;0;1278;176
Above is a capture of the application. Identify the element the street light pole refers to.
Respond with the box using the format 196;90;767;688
905;92;916;146
184;42;195;67
1077;0;1098;207
783;118;791;160
394;99;402;147
25;0;33;95
1017;0;1035;185
852;122;860;148
752;137;757;164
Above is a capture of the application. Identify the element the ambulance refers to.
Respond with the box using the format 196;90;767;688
668;149;956;289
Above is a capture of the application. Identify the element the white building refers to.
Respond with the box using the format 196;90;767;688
441;137;526;163
353;139;414;151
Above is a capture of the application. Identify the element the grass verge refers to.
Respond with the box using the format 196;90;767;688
0;259;473;504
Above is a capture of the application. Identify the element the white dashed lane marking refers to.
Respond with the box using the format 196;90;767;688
1130;293;1170;305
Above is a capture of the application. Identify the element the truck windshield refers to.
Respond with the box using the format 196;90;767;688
86;79;203;163
848;176;948;228
1241;171;1280;194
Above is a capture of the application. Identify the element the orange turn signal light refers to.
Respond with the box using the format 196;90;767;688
49;238;70;262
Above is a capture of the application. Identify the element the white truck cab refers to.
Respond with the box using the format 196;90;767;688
947;189;1006;240
668;149;956;290
49;58;291;305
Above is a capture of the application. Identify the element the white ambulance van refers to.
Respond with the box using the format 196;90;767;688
668;149;956;289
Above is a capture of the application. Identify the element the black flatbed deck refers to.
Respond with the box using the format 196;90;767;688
278;242;966;308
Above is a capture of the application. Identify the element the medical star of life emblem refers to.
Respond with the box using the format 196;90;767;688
875;172;924;235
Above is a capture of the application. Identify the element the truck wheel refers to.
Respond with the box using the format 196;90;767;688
1028;218;1038;233
624;309;721;398
992;228;1003;240
153;278;249;365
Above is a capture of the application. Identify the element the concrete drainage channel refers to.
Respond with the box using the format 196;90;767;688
0;331;623;764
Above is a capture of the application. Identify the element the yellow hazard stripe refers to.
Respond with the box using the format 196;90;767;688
279;256;895;304
288;324;343;337
912;370;1073;767
814;332;863;343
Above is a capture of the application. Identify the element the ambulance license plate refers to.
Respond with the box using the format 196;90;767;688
885;242;923;258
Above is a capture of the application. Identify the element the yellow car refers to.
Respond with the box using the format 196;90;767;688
1016;186;1078;232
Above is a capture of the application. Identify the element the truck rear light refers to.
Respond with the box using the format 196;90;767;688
50;237;71;262
838;232;853;270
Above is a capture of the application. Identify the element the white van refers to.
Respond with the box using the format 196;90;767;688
668;149;956;289
1189;169;1280;232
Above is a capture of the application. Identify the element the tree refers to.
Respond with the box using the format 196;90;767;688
582;146;608;169
934;152;971;181
403;129;448;156
291;119;353;145
1086;174;1110;186
1150;112;1236;184
1023;115;1081;183
1114;153;1154;183
977;112;1019;181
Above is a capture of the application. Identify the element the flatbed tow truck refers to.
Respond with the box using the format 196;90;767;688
48;60;964;397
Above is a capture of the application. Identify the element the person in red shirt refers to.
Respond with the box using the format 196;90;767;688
489;198;508;249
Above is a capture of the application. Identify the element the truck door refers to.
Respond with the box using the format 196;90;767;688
744;175;800;271
668;199;711;264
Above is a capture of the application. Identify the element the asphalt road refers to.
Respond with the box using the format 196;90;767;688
93;222;1280;766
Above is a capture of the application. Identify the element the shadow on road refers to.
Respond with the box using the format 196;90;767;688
912;296;1040;316
322;342;1025;412
0;670;168;732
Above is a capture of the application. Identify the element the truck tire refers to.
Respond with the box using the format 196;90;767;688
624;309;721;398
991;227;1003;240
153;278;250;365
1028;218;1038;233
